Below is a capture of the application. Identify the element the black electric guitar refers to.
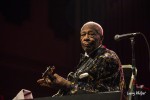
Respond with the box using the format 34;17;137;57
42;66;56;81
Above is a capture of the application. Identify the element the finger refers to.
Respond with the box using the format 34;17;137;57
37;78;45;84
40;82;50;87
45;78;52;84
53;73;59;77
37;78;53;87
53;73;61;80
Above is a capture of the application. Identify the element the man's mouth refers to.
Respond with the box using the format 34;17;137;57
83;43;91;47
82;41;93;46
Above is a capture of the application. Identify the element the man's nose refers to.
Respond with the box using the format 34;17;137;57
84;34;90;40
84;34;89;39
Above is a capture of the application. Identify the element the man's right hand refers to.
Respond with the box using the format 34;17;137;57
37;73;71;89
37;76;52;87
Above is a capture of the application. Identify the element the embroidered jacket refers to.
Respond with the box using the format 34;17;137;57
53;45;124;96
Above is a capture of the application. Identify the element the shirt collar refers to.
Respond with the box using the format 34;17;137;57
84;44;102;57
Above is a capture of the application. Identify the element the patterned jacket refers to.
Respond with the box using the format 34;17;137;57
53;45;124;96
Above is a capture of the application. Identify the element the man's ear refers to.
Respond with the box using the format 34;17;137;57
101;35;104;41
99;33;104;41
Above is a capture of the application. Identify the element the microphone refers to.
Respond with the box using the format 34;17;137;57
114;32;141;41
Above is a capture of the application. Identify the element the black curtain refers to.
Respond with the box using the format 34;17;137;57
0;0;149;99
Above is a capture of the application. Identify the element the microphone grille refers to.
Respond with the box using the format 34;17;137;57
114;34;119;41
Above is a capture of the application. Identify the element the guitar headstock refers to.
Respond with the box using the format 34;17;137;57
42;66;55;78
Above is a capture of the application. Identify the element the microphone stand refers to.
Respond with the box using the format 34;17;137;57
130;37;138;100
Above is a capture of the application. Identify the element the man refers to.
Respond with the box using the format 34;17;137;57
37;21;124;96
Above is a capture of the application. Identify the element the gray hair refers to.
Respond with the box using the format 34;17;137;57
81;21;103;37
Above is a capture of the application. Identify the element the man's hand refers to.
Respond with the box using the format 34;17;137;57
37;76;52;87
37;73;71;89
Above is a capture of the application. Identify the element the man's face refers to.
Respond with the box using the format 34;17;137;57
80;25;102;53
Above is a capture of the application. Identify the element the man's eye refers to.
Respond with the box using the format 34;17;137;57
81;33;86;36
89;33;95;35
89;32;96;36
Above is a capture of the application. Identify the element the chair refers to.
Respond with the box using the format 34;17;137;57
122;64;137;100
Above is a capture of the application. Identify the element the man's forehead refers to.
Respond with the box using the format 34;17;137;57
81;24;97;31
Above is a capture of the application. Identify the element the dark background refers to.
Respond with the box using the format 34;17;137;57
0;0;150;100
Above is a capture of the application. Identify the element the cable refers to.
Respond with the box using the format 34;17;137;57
140;33;150;72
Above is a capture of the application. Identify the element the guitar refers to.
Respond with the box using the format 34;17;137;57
42;66;56;81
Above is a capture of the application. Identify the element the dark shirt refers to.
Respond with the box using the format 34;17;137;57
54;45;124;96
